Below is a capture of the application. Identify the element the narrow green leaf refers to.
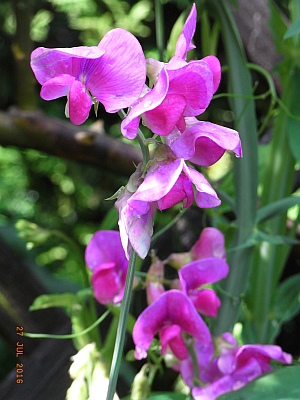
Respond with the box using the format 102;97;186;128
218;364;300;400
284;18;300;39
256;196;300;224
29;293;77;311
273;274;300;323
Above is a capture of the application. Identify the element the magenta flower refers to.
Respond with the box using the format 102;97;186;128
85;230;128;304
166;117;242;167
30;29;146;125
179;257;229;317
121;4;221;139
128;146;220;211
115;164;155;260
133;289;212;360
191;227;227;261
192;332;292;400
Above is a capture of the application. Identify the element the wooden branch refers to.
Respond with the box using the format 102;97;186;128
0;108;142;176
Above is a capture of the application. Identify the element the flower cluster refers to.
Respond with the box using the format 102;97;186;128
30;3;242;260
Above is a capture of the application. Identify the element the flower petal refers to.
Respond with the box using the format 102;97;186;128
160;325;189;360
157;173;194;210
40;74;75;100
175;4;197;60
184;165;221;208
129;159;184;205
188;288;221;317
91;263;123;304
121;67;169;139
202;56;221;93
169;120;242;166
88;28;146;112
68;80;92;125
191;227;226;260
133;290;212;360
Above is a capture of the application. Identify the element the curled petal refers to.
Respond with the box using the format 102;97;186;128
121;67;169;139
169;120;242;166
129;159;184;206
202;56;221;93
175;4;197;60
68;80;93;125
188;288;221;317
157;173;194;210
184;166;221;208
191;227;226;260
133;290;212;360
160;325;188;360
91;263;124;304
40;74;75;100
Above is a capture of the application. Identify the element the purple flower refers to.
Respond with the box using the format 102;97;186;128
192;332;292;400
121;4;221;139
191;227;227;261
132;290;212;360
128;146;220;211
166;117;242;167
85;230;128;304
115;164;155;260
30;29;146;125
179;257;229;317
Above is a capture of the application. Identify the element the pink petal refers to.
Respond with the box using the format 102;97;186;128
160;325;189;360
30;46;105;85
202;56;221;93
179;258;229;291
184;165;221;208
91;263;126;304
85;230;127;271
143;94;186;136
68;80;92;125
133;290;212;360
189;288;221;317
88;28;146;112
169;120;242;166
121;67;169;139
191;227;226;260
157;173;194;210
40;74;75;100
129;159;184;205
175;4;197;60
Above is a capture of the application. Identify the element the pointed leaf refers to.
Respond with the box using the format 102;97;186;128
256;196;300;224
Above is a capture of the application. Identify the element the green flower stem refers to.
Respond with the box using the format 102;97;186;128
106;249;137;400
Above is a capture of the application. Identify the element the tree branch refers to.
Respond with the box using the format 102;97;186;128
0;108;142;176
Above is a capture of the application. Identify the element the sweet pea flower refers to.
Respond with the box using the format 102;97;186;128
192;332;292;400
85;230;128;304
146;256;165;304
133;290;212;360
166;117;242;167
121;4;221;139
30;29;146;125
179;257;229;317
115;164;155;260
128;145;220;212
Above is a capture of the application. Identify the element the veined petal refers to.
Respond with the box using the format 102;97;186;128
184;165;221;208
175;3;197;60
170;120;242;166
121;67;169;139
88;28;146;112
30;46;105;85
129;159;184;204
133;290;212;360
68;80;92;125
40;74;75;100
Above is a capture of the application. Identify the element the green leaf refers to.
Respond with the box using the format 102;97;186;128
218;364;300;399
29;293;77;311
166;12;185;60
252;230;299;245
256;196;300;224
287;67;300;163
147;394;187;400
273;274;300;323
284;18;300;39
